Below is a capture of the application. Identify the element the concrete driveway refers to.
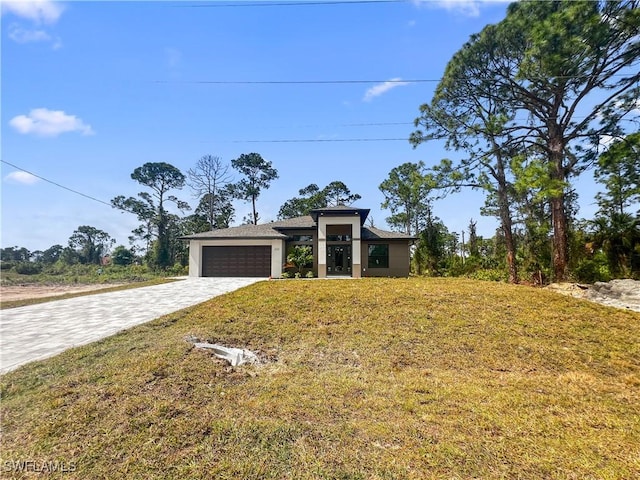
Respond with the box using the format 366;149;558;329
0;277;263;374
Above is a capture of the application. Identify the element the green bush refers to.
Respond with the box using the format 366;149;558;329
14;262;42;275
572;257;611;283
1;263;164;286
111;245;135;266
168;263;188;276
466;269;507;282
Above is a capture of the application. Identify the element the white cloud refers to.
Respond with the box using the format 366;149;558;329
437;0;480;17
411;0;511;17
8;23;50;42
3;1;65;48
1;0;65;24
7;22;61;48
363;78;410;102
5;171;40;185
9;108;95;137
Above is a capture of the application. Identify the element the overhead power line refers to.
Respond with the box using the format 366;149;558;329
1;159;121;212
153;78;437;85
153;73;635;85
179;0;404;7
339;122;412;126
282;121;413;128
221;137;408;143
0;135;409;210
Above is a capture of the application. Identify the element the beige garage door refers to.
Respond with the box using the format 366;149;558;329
202;246;271;277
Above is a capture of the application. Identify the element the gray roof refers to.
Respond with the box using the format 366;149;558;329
310;206;370;225
180;223;288;240
362;226;416;240
180;215;415;241
179;216;315;240
268;215;316;229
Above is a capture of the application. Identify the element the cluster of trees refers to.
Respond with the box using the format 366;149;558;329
376;132;638;283
407;0;639;282
1;225;122;275
278;181;361;219
110;153;279;269
104;153;367;270
1;153;281;273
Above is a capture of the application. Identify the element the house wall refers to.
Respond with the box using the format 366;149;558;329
188;239;286;278
361;240;411;277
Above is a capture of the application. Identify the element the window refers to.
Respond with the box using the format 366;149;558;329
291;234;313;242
327;234;351;242
368;244;389;268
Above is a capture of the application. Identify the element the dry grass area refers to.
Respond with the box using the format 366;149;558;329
1;278;639;479
0;279;177;310
0;283;128;301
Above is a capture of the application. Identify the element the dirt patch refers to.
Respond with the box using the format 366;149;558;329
0;284;126;302
545;282;591;299
547;279;640;313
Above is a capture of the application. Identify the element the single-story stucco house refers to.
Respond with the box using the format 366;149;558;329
181;206;415;278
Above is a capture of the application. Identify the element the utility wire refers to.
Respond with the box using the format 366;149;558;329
153;73;635;85
178;0;404;7
0;134;407;213
221;137;407;143
1;159;122;212
338;122;412;126
282;121;413;128
153;78;436;85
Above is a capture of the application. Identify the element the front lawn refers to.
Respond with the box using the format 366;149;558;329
1;278;638;479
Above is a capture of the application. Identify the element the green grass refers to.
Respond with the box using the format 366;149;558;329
1;278;639;479
0;278;178;310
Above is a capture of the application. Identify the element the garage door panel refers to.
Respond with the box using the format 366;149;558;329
202;246;271;277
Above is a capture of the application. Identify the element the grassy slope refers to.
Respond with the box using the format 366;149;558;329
1;278;638;479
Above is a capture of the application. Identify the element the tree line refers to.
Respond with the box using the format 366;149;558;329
3;135;637;283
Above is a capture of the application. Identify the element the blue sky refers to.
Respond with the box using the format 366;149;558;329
0;0;605;252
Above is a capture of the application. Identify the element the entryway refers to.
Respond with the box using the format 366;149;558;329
327;245;352;275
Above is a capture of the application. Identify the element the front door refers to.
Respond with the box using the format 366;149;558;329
327;245;352;275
